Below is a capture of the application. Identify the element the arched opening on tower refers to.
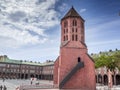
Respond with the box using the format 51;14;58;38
30;74;34;78
116;75;120;85
78;57;81;62
103;75;108;85
64;20;68;27
73;20;77;26
75;35;78;41
72;34;74;41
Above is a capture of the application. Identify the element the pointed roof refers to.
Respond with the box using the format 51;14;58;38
61;6;84;21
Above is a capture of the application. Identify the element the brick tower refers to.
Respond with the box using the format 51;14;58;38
54;7;96;90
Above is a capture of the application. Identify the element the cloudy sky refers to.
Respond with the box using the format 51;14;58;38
0;0;120;62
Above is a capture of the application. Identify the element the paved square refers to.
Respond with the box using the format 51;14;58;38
0;79;120;90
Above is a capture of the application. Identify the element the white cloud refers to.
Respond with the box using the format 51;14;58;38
80;8;86;13
0;24;46;48
0;0;60;48
58;3;68;12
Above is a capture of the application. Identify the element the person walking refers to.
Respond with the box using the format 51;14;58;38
3;78;5;82
31;81;32;85
3;85;7;90
0;85;3;90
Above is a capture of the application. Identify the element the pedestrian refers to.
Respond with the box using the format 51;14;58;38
3;85;7;90
31;81;32;85
0;85;3;90
3;78;5;82
16;87;19;90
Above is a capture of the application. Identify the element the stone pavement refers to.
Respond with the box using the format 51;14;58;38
0;79;120;90
0;79;53;90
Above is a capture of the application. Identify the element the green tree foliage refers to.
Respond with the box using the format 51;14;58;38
93;50;120;88
93;50;120;71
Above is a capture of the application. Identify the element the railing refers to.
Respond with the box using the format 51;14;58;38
59;62;84;89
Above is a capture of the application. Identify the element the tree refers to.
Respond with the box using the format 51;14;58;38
94;51;120;88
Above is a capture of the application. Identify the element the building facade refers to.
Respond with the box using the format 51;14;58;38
92;50;120;85
95;67;120;85
0;55;54;80
0;53;120;85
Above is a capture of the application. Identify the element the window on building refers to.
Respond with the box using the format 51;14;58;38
0;64;6;67
72;34;74;41
76;28;77;32
66;35;68;40
72;20;74;26
75;20;77;26
66;29;68;33
78;57;81;62
75;35;78;41
64;21;68;27
73;20;77;26
64;36;65;41
72;28;74;33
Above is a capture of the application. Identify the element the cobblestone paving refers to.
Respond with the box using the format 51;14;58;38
0;79;120;90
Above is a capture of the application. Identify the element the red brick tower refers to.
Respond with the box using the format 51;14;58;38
54;7;96;90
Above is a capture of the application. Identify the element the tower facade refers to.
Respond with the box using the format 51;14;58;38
54;7;96;90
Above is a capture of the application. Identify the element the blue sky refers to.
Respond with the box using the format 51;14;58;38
0;0;120;62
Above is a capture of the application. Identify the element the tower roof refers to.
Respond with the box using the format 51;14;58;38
61;6;84;21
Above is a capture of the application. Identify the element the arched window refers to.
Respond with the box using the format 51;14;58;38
66;35;68;40
64;29;65;34
76;28;77;32
72;34;74;41
64;36;65;41
66;29;68;33
75;35;78;41
64;21;68;28
75;20;77;26
72;20;74;26
73;20;77;26
72;28;74;32
78;57;81;62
